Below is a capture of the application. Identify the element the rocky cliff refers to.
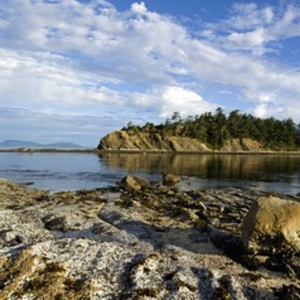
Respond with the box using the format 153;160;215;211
98;131;265;152
220;138;264;152
98;131;210;151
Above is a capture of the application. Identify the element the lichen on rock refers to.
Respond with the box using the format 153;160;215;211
242;196;300;255
1;178;300;299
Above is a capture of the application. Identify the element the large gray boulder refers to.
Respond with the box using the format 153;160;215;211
242;196;300;254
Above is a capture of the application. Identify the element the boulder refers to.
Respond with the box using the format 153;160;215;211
162;173;181;185
242;196;300;254
120;175;149;192
131;175;149;189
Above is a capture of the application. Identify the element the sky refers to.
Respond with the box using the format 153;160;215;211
1;0;300;147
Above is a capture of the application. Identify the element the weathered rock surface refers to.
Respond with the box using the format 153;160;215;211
120;175;149;192
242;196;300;254
98;131;211;151
162;173;181;185
97;130;265;152
221;138;264;152
1;178;300;299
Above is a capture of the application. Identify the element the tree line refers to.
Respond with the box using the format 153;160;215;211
125;108;300;150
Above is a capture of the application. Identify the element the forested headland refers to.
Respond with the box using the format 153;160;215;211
124;108;300;151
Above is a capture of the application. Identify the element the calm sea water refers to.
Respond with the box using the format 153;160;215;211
0;152;300;195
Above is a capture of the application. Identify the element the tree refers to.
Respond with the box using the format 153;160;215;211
127;121;139;133
228;110;242;139
134;109;300;150
171;112;181;123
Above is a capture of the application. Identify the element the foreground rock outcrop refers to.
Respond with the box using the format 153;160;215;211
1;178;300;299
242;196;300;255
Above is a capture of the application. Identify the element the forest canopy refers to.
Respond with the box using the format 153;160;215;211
124;108;300;150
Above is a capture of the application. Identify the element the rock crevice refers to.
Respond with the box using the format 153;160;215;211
1;178;300;299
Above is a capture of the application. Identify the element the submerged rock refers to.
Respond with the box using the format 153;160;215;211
120;175;149;192
242;196;300;254
162;173;181;185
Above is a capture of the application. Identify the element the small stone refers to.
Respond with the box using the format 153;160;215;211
242;196;300;254
120;175;147;192
42;214;66;231
167;190;175;196
162;174;181;185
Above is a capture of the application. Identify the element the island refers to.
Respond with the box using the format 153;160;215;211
98;109;300;152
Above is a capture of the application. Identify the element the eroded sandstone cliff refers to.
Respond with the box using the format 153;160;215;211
98;131;210;151
98;130;265;152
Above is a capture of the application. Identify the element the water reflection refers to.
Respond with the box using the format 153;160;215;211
1;152;300;194
98;153;300;193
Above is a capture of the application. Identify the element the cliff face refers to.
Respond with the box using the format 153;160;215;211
98;131;265;152
220;138;264;152
98;131;210;151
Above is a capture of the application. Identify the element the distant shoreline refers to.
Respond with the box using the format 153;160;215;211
0;148;97;153
1;148;300;155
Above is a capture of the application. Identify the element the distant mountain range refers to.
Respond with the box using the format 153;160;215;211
0;140;84;149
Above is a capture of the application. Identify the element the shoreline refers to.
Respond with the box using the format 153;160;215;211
1;148;300;155
1;178;300;299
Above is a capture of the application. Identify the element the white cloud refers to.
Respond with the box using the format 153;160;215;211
131;2;148;15
0;0;300;145
160;86;217;118
228;3;274;30
203;3;300;56
254;103;268;118
270;5;300;40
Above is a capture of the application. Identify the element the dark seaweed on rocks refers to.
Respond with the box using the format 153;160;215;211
0;177;300;299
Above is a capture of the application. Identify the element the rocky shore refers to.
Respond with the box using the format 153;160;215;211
1;177;300;299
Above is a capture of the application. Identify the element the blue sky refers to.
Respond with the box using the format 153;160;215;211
1;0;300;147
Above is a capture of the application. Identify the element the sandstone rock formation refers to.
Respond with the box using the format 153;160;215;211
97;130;265;152
98;131;210;151
221;138;264;152
242;196;300;254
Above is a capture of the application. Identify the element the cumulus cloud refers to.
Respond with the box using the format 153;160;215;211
204;3;300;56
227;3;274;30
131;2;148;15
159;86;217;118
254;103;268;119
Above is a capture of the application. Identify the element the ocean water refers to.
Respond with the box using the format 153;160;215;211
0;152;300;195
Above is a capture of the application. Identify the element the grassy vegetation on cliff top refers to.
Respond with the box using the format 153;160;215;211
123;108;300;151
